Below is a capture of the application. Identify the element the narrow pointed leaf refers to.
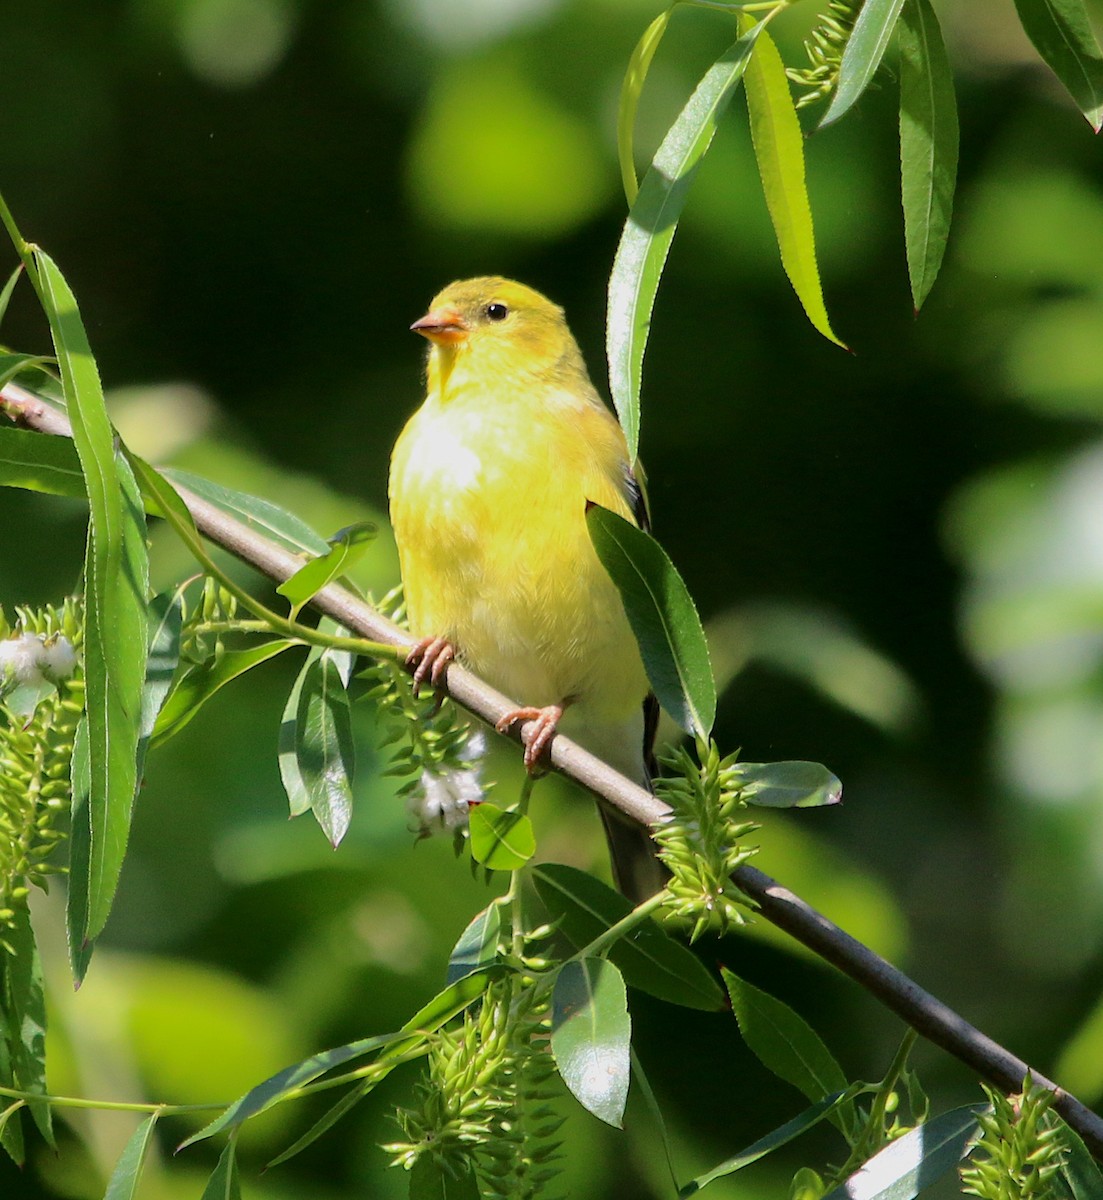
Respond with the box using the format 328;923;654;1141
0;262;23;326
279;619;353;817
67;717;94;984
0;1099;24;1166
617;8;674;204
533;863;724;1011
1012;0;1103;131
0;426;91;499
104;1113;159;1200
265;1082;367;1169
587;505;714;737
608;18;768;461
732;760;842;808
742;22;845;347
138;589;183;774
276;521;376;615
32;248;149;942
0;353;52;391
179;1030;407;1149
631;1050;681;1194
199;1140;241;1200
3;906;52;1144
724;970;853;1135
447;904;502;985
820;1105;983;1200
899;0;959;310
552;958;631;1128
681;1090;855;1195
1056;1118;1103;1200
820;0;908;127
152;639;293;748
295;653;356;846
162;467;329;556
468;803;535;871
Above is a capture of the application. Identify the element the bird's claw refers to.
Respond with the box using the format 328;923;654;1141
405;635;455;695
496;704;564;773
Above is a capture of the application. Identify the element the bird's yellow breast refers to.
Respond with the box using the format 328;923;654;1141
389;377;649;731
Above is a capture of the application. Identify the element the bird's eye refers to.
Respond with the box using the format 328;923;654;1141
485;302;509;322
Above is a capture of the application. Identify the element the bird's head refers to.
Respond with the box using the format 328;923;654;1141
411;276;587;394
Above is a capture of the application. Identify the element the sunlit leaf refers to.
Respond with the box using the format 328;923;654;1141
552;958;631;1128
0;262;22;327
820;0;908;127
0;426;90;499
104;1114;159;1200
152;639;294;748
162;467;329;556
295;652;356;846
724;970;854;1136
179;1030;406;1149
533;863;724;1011
66;718;93;984
681;1090;855;1195
199;1140;241;1200
1012;0;1103;131
820;1105;983;1200
447;904;502;986
733;760;842;808
899;0;959;311
587;505;714;737
276;521;376;617
468;803;535;871
742;21;845;347
617;8;674;204
607;18;768;461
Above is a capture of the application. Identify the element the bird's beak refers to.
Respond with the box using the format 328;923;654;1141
410;305;469;345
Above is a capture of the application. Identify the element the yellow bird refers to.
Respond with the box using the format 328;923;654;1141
389;277;663;900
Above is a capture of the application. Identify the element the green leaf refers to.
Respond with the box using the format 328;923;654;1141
607;18;768;462
279;619;353;818
1012;0;1103;131
468;803;536;871
820;0;908;127
1057;1118;1103;1200
0;353;52;391
199;1140;241;1200
631;1049;680;1194
587;505;715;737
66;717;94;984
680;1090;855;1195
179;1030;407;1149
3;905;52;1145
266;971;493;1169
742;22;845;348
446;903;502;986
162;467;329;556
32;249;150;943
0;262;23;327
820;1105;983;1200
617;8;674;204
152;639;294;748
0;1099;24;1166
723;970;853;1136
533;863;724;1011
104;1114;159;1200
732;760;842;808
0;426;85;498
551;958;631;1128
409;1156;481;1200
295;653;356;846
276;521;376;617
898;0;959;311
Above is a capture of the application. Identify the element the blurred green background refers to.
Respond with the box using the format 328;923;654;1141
3;0;1103;1196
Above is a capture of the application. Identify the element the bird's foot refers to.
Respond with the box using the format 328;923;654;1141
405;635;455;695
496;704;564;773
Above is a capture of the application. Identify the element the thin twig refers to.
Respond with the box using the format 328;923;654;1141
4;379;1103;1159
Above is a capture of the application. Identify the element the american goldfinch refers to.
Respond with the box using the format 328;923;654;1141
388;277;663;900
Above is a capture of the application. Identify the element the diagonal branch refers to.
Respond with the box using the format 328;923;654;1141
4;378;1103;1158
